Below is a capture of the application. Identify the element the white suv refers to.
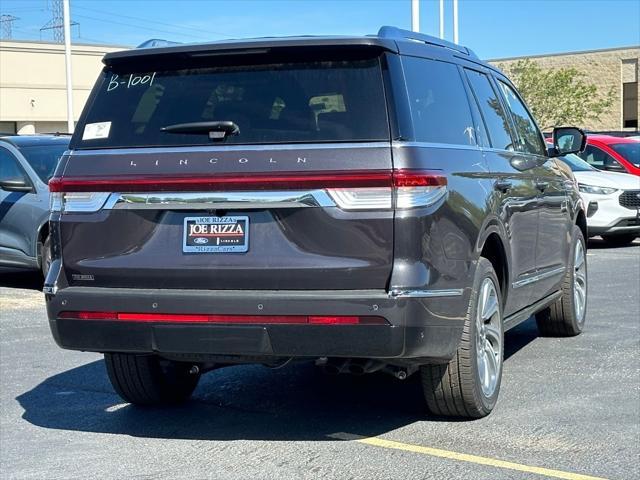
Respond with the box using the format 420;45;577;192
560;154;640;246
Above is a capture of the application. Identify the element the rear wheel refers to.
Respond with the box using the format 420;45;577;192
602;234;637;247
105;353;200;406
420;258;503;418
536;226;587;336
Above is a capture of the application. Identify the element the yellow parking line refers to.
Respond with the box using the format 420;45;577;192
328;433;609;480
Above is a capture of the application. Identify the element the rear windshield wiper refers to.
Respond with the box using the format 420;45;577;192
160;121;240;140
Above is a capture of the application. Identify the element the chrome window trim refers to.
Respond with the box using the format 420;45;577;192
389;288;464;298
512;266;566;289
69;142;390;156
392;141;479;151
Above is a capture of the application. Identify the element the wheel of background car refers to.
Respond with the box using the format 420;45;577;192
40;235;52;279
420;257;504;418
104;353;201;406
535;226;587;336
602;234;637;247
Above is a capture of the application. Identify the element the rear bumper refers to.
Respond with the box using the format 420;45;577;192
45;287;467;362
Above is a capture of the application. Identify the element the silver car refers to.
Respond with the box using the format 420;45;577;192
0;135;69;276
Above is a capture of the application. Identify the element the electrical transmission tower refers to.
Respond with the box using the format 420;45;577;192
40;0;77;43
0;14;19;39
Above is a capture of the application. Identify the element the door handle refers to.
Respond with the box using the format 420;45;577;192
535;181;549;192
494;180;513;192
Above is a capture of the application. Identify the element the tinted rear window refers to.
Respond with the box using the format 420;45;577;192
610;142;640;167
19;144;68;182
73;56;389;149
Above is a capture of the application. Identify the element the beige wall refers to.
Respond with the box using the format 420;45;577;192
0;40;128;133
491;46;640;132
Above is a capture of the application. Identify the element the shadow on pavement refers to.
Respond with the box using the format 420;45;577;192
16;319;540;441
587;237;640;249
0;268;42;290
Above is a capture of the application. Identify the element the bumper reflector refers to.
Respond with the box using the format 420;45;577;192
58;311;388;325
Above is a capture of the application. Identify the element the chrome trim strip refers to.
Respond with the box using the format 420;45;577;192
389;288;464;298
104;190;337;210
392;141;479;151
70;142;390;156
512;266;566;289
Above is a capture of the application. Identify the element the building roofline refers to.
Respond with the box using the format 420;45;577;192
489;45;640;62
0;38;130;49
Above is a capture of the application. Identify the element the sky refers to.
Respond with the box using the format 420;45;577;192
1;0;639;59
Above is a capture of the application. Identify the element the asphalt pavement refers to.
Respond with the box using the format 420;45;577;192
1;239;639;480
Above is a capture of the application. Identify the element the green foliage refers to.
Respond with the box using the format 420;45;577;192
497;59;614;130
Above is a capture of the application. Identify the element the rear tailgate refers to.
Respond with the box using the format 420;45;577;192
51;48;395;291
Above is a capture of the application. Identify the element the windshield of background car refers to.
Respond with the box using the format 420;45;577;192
71;54;389;149
560;153;598;172
18;144;68;182
610;142;640;167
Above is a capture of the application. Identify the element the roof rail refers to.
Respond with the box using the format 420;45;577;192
377;26;478;59
136;38;181;49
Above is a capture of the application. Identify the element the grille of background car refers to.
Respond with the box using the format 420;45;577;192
619;190;640;209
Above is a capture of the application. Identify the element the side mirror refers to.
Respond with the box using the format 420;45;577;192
0;177;33;193
551;127;587;156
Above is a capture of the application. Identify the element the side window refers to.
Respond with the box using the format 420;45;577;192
464;69;514;151
0;147;27;181
578;145;624;170
403;57;476;146
497;81;546;156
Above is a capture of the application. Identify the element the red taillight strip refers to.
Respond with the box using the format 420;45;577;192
48;169;446;193
49;170;394;193
393;170;447;187
58;311;388;325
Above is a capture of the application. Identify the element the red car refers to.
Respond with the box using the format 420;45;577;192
578;135;640;176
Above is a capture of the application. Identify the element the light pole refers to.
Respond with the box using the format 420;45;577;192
453;0;459;44
411;0;420;32
62;0;74;133
439;0;444;39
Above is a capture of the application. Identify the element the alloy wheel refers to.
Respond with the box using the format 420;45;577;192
475;278;502;398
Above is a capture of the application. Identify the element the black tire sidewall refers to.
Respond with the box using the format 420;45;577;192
469;258;504;413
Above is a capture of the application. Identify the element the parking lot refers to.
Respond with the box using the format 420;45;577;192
0;239;638;480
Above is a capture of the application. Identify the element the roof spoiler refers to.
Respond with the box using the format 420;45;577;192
377;26;478;59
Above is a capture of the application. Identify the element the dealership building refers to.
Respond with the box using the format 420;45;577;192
0;39;124;135
0;39;638;134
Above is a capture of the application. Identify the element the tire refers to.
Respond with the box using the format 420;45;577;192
601;234;637;247
105;353;200;406
535;226;587;337
40;235;52;279
420;258;504;418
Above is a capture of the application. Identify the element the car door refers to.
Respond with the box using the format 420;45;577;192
464;68;540;316
495;79;571;300
0;145;41;266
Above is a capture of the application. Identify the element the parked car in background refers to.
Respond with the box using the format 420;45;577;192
578;135;640;176
558;154;640;245
0;135;70;276
45;27;589;419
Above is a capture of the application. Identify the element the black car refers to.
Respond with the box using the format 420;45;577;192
45;27;588;418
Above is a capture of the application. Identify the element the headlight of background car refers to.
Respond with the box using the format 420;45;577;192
578;184;619;195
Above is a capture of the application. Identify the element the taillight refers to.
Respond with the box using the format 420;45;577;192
327;170;446;210
58;311;388;325
50;191;111;213
393;170;447;209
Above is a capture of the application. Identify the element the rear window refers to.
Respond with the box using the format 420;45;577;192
72;56;389;149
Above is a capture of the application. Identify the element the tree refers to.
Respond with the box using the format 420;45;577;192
495;59;614;131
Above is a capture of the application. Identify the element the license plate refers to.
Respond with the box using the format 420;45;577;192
183;216;249;253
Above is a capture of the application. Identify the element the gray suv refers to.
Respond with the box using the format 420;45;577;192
45;27;588;418
0;135;69;276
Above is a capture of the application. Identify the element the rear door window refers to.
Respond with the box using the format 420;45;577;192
497;81;546;156
403;57;476;146
465;69;515;151
73;56;389;149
